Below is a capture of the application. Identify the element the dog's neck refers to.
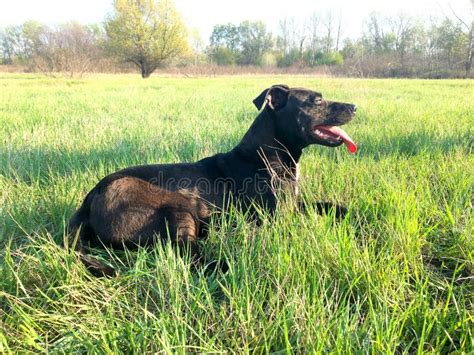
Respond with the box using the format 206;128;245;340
234;109;302;178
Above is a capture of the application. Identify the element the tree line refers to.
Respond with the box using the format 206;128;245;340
1;0;473;78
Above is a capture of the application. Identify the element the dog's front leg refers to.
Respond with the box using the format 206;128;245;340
186;242;229;275
298;201;348;220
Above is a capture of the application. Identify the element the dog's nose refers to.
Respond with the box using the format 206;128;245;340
352;105;357;113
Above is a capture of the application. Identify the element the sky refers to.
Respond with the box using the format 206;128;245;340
0;0;472;42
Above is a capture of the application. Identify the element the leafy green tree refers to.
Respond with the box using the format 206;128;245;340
209;47;236;65
208;21;272;66
237;21;273;65
105;0;189;78
318;51;344;65
0;26;19;64
276;48;301;67
210;24;240;53
435;20;465;67
0;21;46;64
209;23;239;65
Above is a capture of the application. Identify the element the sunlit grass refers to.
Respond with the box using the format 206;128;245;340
0;74;473;353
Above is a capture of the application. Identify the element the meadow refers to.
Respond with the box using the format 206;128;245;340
0;74;472;353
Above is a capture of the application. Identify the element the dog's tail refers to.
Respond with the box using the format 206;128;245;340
66;189;116;277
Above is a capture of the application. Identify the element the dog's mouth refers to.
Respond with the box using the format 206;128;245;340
312;125;357;153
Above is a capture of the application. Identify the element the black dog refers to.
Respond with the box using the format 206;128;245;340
67;85;357;276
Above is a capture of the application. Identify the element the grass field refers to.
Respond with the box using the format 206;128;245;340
0;74;473;353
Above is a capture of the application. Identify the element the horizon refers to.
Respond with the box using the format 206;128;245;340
0;0;472;43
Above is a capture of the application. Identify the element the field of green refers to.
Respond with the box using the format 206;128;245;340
0;74;473;353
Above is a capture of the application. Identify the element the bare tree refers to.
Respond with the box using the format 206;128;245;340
277;17;304;56
365;12;388;53
447;0;474;76
390;13;413;68
307;12;320;54
31;22;103;78
277;18;291;55
335;11;343;52
288;17;305;55
322;10;334;53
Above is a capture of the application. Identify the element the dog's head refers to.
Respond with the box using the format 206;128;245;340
253;85;357;153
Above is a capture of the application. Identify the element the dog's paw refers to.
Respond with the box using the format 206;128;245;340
333;205;348;219
203;259;229;275
315;202;348;220
80;254;117;277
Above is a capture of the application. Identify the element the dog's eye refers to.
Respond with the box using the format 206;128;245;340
315;98;323;104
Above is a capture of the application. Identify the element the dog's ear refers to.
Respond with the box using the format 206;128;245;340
253;84;290;111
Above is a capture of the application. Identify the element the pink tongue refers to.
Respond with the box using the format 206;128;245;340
319;125;357;154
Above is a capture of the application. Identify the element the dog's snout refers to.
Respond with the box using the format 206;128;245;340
328;102;356;114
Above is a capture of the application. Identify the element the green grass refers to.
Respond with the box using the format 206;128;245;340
0;74;473;353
